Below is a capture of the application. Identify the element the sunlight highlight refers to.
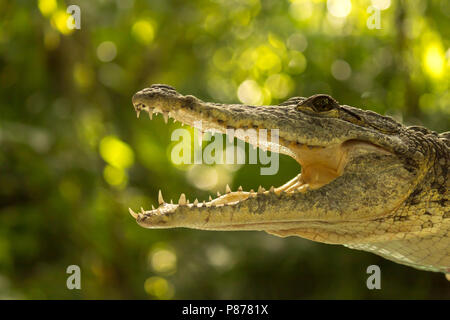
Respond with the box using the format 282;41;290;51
99;136;135;169
103;165;126;187
371;0;391;10
144;276;175;299
187;165;219;190
264;73;294;99
237;80;263;105
97;41;117;62
38;0;57;17
150;247;177;274
132;20;155;45
51;10;74;35
327;0;352;18
423;44;445;78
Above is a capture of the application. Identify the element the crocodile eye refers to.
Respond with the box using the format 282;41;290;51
297;94;339;113
311;96;335;112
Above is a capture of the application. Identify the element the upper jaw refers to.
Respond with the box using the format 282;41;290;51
131;85;404;173
132;85;351;148
131;85;393;172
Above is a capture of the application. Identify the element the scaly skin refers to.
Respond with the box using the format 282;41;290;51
130;84;450;275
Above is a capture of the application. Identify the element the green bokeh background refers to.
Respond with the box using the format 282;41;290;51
0;0;449;299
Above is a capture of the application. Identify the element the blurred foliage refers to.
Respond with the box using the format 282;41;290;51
0;0;449;299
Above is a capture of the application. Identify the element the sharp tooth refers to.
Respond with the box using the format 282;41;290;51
297;184;309;193
250;189;254;193
158;190;164;205
217;191;221;197
170;199;173;204
226;184;231;194
148;111;153;120
258;186;265;194
136;110;141;118
209;195;212;201
194;198;199;206
238;186;243;191
178;193;186;205
141;207;146;214
151;205;155;210
162;112;169;124
129;208;138;219
269;186;275;193
203;200;206;205
187;199;190;204
285;184;297;193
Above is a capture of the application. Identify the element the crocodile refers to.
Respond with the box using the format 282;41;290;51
130;84;450;276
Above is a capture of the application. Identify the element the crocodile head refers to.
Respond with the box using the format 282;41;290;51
129;84;426;244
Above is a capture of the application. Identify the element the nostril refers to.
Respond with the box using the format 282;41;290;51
132;103;142;112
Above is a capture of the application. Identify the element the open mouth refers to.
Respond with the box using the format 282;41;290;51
128;97;354;221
